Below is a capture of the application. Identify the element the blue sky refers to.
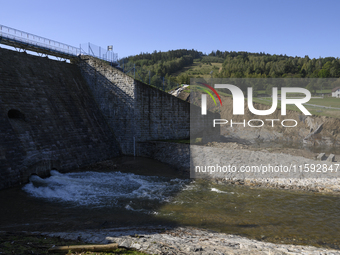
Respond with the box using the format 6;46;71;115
1;0;339;59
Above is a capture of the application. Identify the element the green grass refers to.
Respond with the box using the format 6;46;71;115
173;60;222;78
254;96;340;109
307;97;340;108
315;89;332;94
254;96;340;118
257;89;332;95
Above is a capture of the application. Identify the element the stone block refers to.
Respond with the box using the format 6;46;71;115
327;154;335;162
316;153;327;161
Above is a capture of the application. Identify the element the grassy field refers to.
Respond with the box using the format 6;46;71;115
173;60;222;78
255;96;340;107
255;96;340;118
308;97;340;108
257;89;332;95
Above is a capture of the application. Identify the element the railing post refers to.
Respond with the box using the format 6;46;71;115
163;77;165;91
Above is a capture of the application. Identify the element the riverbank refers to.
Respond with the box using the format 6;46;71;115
0;231;147;255
138;141;340;194
34;226;340;255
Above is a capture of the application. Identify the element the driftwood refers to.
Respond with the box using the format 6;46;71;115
48;243;119;253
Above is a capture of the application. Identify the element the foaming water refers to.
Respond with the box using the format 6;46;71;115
23;171;188;210
211;187;234;194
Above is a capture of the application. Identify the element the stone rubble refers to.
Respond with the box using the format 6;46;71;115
37;226;340;255
189;144;340;194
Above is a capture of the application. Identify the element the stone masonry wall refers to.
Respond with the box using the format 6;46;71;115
137;141;190;177
77;56;136;154
0;48;121;189
134;80;191;145
77;56;207;155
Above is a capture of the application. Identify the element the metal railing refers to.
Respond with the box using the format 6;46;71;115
0;24;81;57
0;25;118;64
80;43;118;64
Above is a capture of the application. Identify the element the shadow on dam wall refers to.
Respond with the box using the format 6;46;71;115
76;55;218;155
0;47;219;190
0;48;121;189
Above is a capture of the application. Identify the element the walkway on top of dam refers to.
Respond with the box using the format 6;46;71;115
0;24;81;59
0;24;118;63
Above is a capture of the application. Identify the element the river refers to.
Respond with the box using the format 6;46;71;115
0;156;339;250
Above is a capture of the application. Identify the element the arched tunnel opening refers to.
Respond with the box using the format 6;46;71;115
8;109;25;120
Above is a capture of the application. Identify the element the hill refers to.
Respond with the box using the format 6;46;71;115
120;50;340;91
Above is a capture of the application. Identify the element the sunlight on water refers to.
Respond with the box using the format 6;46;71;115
155;179;340;248
23;171;188;210
23;172;340;249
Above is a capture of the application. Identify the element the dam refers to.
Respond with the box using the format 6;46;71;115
0;25;218;190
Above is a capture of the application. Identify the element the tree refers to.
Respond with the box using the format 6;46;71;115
177;74;190;85
306;82;318;95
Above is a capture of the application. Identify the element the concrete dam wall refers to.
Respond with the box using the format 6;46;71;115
0;48;121;189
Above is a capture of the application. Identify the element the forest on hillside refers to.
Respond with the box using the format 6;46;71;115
120;49;340;92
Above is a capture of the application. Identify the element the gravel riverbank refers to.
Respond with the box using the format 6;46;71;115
191;142;340;193
138;140;340;193
37;226;340;255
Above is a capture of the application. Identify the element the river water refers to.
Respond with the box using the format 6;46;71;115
0;157;339;249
